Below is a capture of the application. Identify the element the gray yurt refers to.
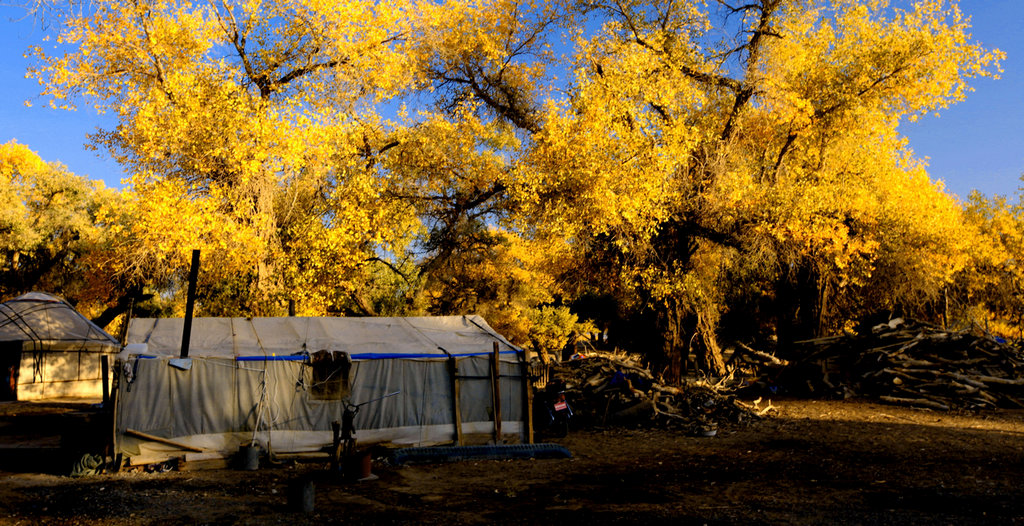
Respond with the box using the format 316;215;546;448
115;315;531;466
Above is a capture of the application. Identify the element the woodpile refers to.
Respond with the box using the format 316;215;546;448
545;351;767;435
764;318;1024;411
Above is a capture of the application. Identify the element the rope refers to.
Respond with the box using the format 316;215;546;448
399;317;452;358
247;318;284;453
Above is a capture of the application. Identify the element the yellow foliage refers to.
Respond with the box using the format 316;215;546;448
20;0;1006;345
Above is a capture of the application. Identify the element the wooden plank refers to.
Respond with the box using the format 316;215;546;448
184;451;227;462
128;454;179;467
447;356;464;446
273;452;331;461
179;458;230;471
124;428;206;452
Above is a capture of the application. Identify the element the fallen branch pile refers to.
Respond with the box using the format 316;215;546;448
770;318;1024;411
545;352;767;435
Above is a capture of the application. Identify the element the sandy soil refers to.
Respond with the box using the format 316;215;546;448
1;397;1023;525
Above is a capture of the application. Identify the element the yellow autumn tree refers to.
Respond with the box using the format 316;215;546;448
502;0;1000;378
950;191;1024;339
0;141;117;309
27;0;575;322
29;0;424;315
746;0;994;343
23;0;1003;375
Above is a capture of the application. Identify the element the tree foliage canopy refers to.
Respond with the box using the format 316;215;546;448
12;0;1014;377
0;141;116;306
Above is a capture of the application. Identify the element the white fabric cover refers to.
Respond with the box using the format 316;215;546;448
125;315;519;361
0;292;119;351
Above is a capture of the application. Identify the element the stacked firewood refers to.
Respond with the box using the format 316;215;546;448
544;351;767;435
774;318;1024;410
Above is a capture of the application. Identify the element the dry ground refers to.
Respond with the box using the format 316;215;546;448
2;398;1024;525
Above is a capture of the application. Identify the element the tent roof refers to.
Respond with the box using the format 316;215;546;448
0;292;120;351
125;315;522;361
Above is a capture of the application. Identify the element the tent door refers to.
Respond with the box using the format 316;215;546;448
0;341;21;401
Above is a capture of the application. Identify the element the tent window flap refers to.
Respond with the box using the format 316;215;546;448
309;350;352;400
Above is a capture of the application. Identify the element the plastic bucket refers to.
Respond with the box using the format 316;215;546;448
345;451;372;479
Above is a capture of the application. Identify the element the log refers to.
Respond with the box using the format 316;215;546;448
966;374;1024;386
879;396;950;411
948;373;989;389
975;390;1000;405
932;357;987;367
735;342;789;366
651;395;691;422
585;373;607;387
609;361;655;379
652;384;682;396
892;357;935;368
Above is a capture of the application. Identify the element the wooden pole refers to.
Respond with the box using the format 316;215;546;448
101;354;109;406
447;356;464;445
490;342;502;443
180;249;201;359
518;350;534;444
330;420;341;473
124;428;206;452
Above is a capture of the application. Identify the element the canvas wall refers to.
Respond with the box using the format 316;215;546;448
115;354;526;463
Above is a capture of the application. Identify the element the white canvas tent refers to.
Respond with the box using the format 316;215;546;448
0;292;120;400
116;315;531;465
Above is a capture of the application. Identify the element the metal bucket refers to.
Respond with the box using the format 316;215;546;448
239;445;260;471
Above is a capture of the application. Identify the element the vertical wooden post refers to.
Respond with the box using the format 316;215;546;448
101;354;110;406
108;365;119;472
518;350;534;444
447;356;464;445
490;342;502;443
330;420;341;473
180;249;201;359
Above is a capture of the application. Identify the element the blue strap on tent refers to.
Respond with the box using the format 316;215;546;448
235;355;308;362
348;350;520;360
233;350;519;361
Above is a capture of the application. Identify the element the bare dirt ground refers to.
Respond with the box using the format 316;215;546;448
2;397;1024;525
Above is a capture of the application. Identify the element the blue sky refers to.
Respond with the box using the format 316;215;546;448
1;2;1022;200
899;0;1024;200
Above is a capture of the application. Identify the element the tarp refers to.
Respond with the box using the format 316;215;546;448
0;292;119;351
116;315;529;464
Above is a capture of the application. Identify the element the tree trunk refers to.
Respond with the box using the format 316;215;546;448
251;176;281;315
655;299;685;384
693;309;727;377
775;263;822;351
654;297;729;382
91;285;152;331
